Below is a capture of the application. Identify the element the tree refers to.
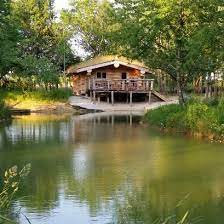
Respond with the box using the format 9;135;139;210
112;0;224;104
62;0;117;57
0;0;19;86
10;0;77;87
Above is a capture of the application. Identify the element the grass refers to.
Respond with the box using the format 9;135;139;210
144;97;224;142
0;88;73;110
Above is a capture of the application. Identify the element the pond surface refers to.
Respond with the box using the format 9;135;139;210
0;113;224;224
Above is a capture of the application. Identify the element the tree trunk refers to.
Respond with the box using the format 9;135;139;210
176;72;185;105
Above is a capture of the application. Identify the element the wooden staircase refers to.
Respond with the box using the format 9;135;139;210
152;90;167;102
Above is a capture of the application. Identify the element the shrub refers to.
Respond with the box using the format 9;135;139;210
216;98;224;124
144;100;222;139
185;103;218;134
144;104;184;128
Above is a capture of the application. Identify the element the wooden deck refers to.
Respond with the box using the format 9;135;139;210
89;79;154;92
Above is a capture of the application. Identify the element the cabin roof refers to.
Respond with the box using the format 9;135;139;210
67;55;150;74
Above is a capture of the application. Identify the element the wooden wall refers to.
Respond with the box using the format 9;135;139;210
72;65;142;95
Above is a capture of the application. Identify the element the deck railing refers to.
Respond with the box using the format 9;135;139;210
89;79;154;92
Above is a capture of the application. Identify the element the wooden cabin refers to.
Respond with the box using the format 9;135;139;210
67;56;166;104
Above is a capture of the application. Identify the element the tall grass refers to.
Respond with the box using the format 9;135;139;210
0;164;31;223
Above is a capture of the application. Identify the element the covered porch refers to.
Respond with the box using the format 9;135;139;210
88;79;154;106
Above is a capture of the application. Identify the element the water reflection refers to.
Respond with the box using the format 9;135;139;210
0;113;224;223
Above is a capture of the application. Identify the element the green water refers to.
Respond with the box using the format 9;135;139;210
0;113;224;224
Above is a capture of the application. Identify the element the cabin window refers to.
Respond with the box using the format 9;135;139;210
102;72;106;79
96;72;107;79
121;73;127;79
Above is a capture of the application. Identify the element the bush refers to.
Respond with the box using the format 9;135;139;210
216;98;224;124
185;103;217;134
144;100;222;139
144;104;184;129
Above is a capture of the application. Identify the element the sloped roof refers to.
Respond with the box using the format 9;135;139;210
67;55;149;74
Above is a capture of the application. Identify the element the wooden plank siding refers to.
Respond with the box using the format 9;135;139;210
72;65;144;95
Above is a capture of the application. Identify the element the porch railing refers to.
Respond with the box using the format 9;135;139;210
88;79;154;92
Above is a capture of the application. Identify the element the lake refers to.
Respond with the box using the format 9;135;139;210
0;113;224;224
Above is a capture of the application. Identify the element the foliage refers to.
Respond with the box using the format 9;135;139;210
144;104;184;129
0;0;20;82
111;0;224;104
0;100;11;121
62;0;119;57
185;103;217;133
0;0;78;89
0;164;31;222
144;98;224;140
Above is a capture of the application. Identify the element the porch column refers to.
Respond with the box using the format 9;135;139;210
111;91;114;106
148;91;152;104
107;94;110;104
90;91;93;101
130;91;133;107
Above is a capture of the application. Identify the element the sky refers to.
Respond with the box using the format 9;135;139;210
54;0;88;58
54;0;70;12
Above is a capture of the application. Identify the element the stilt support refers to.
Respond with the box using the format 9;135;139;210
148;91;152;104
130;91;133;107
111;91;114;106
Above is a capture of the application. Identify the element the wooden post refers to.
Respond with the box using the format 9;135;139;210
90;91;93;101
130;91;133;107
93;91;96;104
148;91;152;104
107;94;110;104
111;91;114;106
150;80;154;91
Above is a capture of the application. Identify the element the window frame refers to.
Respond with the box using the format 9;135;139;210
96;72;107;79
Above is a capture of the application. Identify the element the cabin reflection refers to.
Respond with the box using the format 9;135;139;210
71;112;142;143
0;115;74;149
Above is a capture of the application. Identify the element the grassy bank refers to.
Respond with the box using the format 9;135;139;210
0;88;73;111
144;98;224;142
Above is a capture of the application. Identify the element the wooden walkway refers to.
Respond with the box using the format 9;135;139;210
69;96;178;112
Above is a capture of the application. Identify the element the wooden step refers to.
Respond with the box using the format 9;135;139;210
152;91;167;102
